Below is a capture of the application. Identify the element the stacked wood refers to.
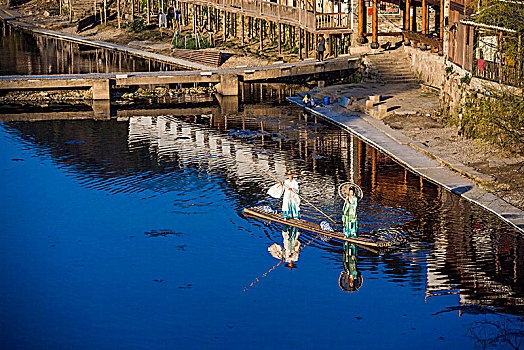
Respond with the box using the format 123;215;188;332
171;48;223;67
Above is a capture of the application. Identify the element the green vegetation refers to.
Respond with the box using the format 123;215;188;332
128;18;146;33
453;0;524;154
458;90;524;154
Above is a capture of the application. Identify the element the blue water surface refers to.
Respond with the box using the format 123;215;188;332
0;108;522;349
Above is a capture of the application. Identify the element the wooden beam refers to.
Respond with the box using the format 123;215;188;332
299;28;302;59
278;22;282;54
411;4;417;32
260;19;263;51
357;0;366;43
241;15;245;44
439;0;444;39
405;0;412;32
305;31;309;58
422;0;427;35
371;0;379;48
425;4;429;34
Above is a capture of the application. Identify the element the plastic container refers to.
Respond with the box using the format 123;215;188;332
323;96;330;105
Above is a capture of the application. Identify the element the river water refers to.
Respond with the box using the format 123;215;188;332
0;21;181;76
0;84;523;349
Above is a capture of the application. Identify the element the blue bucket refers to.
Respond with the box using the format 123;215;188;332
323;96;330;105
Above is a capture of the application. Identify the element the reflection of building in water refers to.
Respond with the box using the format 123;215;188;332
424;189;524;315
126;112;350;211
3;94;522;314
0;21;179;75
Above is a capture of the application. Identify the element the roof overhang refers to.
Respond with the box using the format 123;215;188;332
460;19;517;33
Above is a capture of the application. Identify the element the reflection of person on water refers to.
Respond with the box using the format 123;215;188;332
342;187;358;238
268;225;301;269
339;242;362;292
282;172;300;220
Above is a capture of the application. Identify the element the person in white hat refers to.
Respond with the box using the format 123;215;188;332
282;171;300;220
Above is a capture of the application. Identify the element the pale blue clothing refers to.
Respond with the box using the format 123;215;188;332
282;178;300;219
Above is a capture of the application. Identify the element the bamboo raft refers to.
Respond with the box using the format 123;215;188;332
243;206;392;248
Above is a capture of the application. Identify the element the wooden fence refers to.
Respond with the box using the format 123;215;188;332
473;59;521;87
176;0;348;32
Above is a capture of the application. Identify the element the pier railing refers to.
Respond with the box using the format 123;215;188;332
316;13;350;30
176;0;347;32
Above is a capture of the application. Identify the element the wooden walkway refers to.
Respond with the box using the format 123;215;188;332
0;56;359;98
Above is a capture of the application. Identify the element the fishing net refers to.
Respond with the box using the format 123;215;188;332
338;182;363;200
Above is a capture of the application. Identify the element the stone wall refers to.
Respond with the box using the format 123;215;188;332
401;46;521;116
403;45;446;88
440;62;522;116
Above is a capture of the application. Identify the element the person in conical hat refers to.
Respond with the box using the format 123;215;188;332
282;170;300;220
342;186;358;238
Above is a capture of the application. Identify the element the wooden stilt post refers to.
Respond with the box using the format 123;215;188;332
404;0;411;44
241;15;245;44
422;0;427;35
357;0;366;43
234;13;237;37
146;0;150;24
371;0;379;48
299;28;302;59
288;24;292;49
439;0;444;39
305;31;309;58
260;19;263;51
223;10;226;40
411;4;417;32
315;32;318;59
278;23;281;54
117;0;121;28
425;4;430;35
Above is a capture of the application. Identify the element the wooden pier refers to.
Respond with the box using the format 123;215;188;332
0;56;359;98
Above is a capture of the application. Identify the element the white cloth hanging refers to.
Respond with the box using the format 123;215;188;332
267;182;284;198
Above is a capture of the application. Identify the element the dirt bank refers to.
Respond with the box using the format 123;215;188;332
383;113;524;211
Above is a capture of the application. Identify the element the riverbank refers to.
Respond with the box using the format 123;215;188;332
0;0;301;69
290;86;524;233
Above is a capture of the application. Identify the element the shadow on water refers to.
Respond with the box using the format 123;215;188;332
0;83;523;348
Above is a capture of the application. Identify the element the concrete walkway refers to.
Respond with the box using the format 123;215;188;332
288;94;524;234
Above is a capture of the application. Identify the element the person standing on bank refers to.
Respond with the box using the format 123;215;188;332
342;187;358;238
282;171;300;220
317;34;326;61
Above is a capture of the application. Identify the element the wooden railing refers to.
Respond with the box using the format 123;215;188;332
473;59;521;87
175;0;343;32
402;31;443;53
315;13;350;30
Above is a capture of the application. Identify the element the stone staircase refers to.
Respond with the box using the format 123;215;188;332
363;49;419;84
